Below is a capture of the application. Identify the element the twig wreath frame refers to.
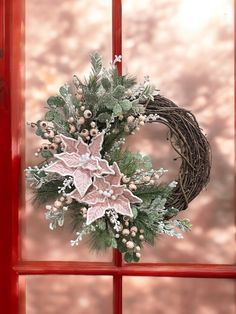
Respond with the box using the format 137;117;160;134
145;95;211;214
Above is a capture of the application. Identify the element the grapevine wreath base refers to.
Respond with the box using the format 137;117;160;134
26;54;211;262
145;95;211;214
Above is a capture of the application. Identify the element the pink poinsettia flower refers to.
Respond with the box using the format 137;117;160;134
71;162;142;225
44;132;114;198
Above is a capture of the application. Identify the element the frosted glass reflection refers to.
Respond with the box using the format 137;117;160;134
23;276;112;314
123;277;236;314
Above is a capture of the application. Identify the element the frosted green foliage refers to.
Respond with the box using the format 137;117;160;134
26;53;192;263
45;207;65;230
107;149;153;177
176;219;192;231
90;52;103;76
157;219;191;239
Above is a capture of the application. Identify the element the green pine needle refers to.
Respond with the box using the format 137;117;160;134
32;180;62;205
87;228;113;252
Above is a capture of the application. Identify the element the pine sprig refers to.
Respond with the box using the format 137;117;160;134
87;228;113;252
69;202;87;231
134;184;172;199
122;74;137;89
90;53;103;76
32;180;62;205
107;149;153;177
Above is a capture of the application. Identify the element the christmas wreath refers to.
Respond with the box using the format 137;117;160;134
26;54;211;263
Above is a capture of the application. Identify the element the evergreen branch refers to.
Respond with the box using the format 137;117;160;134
134;184;172;199
69;202;86;231
90;53;103;75
32;180;62;205
87;228;113;252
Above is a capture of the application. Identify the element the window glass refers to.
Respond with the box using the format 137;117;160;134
20;275;112;314
123;277;236;314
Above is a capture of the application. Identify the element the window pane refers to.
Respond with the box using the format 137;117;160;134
123;277;236;314
123;0;235;263
20;276;112;314
22;0;112;261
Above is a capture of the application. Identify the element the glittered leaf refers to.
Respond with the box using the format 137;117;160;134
131;206;138;219
101;77;111;91
112;104;122;116
35;128;44;137
59;86;68;97
97;112;111;123
45;111;55;121
47;96;65;107
113;85;125;99
103;95;118;110
111;238;117;248
41;150;53;158
120;100;132;112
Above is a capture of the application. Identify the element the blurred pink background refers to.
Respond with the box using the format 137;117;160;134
22;0;235;313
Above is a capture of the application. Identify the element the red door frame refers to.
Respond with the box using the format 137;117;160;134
0;0;236;313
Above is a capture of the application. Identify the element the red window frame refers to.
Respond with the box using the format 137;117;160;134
0;1;236;313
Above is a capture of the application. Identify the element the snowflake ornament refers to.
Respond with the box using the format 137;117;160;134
44;132;114;198
70;162;142;225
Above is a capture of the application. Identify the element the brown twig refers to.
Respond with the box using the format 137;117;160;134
144;95;211;216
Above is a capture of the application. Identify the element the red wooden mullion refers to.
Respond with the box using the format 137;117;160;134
14;261;236;278
112;1;123;314
0;0;24;313
0;0;12;312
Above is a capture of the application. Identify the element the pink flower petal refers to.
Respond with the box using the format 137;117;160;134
109;195;133;217
73;168;92;197
86;200;110;225
60;134;79;153
105;162;122;186
123;189;142;204
96;159;114;175
60;134;90;155
44;160;74;177
112;186;125;196
83;158;100;171
55;152;80;168
69;189;82;202
82;189;105;205
89;132;104;157
93;176;110;191
76;138;90;155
